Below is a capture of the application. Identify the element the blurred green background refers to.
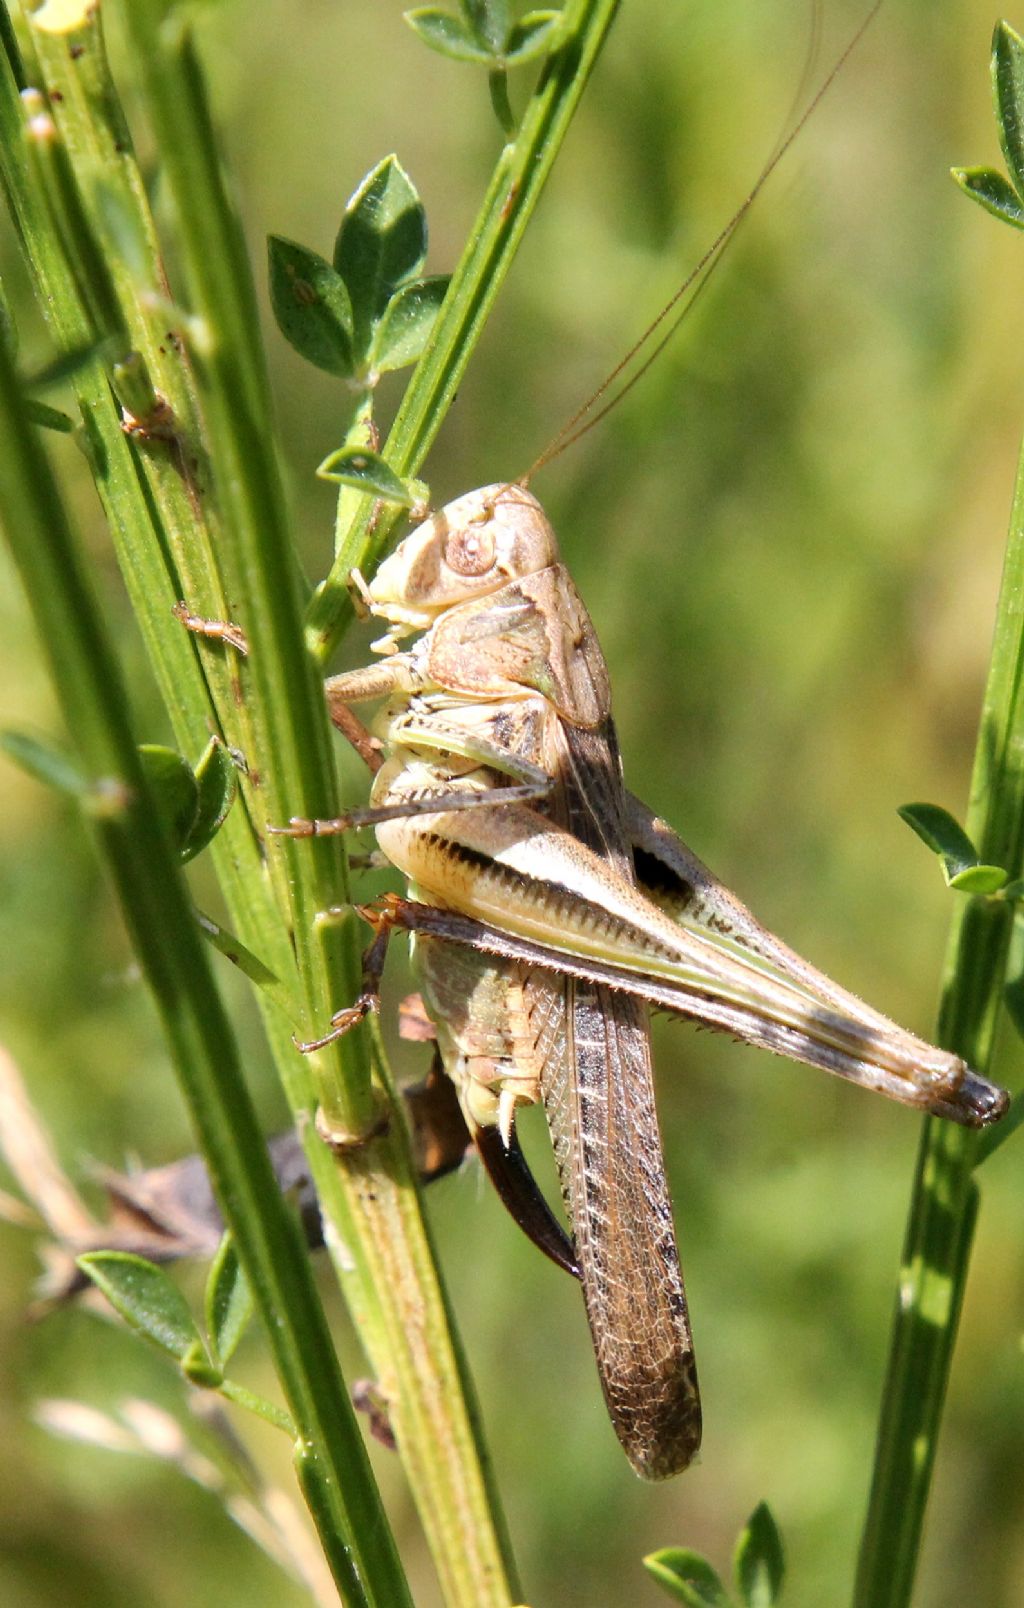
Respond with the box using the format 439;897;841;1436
2;0;1024;1603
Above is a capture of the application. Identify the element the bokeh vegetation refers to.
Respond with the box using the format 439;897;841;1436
2;1;1023;1604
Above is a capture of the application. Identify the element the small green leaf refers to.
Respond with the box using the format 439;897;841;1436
459;0;510;52
25;398;75;432
195;909;286;996
77;1251;203;1360
373;276;450;372
316;446;417;506
205;1233;255;1367
406;7;495;62
268;236;354;376
334;157;429;354
993;22;1024;201
898;802;1007;890
487;66;517;136
948;863;1009;894
182;737;237;862
999;877;1024;901
898;801;977;867
181;1337;223;1388
643;1548;733;1607
505;9;561;64
951;166;1024;228
139;744;200;853
1;729;87;795
734;1503;784;1608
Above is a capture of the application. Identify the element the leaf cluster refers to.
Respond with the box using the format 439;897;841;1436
406;0;561;70
269;156;448;388
953;22;1024;229
645;1502;785;1608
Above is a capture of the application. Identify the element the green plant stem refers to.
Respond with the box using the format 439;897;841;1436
217;1380;296;1434
106;2;535;1598
114;0;372;1134
306;0;623;666
0;12;299;1012
853;424;1024;1607
8;4;507;1596
6;0;626;1593
0;331;409;1608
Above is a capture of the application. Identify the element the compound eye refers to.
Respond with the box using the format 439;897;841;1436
443;521;496;577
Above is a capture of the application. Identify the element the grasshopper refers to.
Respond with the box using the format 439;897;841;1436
266;0;1007;1482
275;481;1009;1480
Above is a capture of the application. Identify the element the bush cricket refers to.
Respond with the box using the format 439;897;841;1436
270;9;1009;1481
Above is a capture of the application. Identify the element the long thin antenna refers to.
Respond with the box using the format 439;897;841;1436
519;0;882;485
